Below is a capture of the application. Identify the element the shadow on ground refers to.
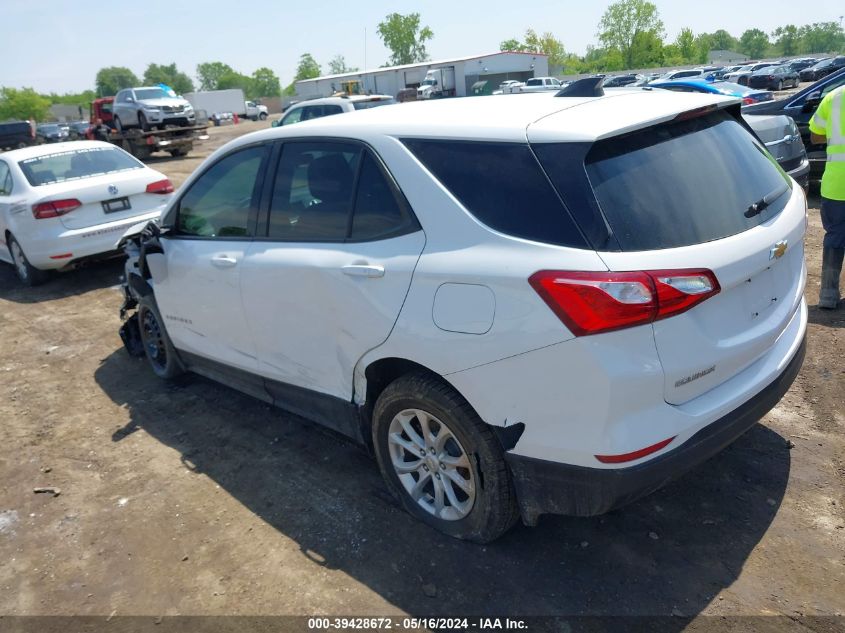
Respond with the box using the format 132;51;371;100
0;258;124;304
95;348;791;621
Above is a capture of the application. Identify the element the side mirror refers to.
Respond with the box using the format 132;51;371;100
126;97;135;103
802;91;822;113
271;119;280;128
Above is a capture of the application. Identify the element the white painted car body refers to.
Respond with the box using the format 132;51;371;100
122;88;807;526
0;141;171;272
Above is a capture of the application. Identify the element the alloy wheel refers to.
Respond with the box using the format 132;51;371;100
387;408;476;521
10;240;29;282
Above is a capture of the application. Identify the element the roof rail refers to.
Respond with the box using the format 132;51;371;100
555;77;605;98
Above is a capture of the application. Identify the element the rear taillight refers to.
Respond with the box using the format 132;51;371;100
32;198;82;219
742;97;754;105
146;179;174;194
529;269;720;336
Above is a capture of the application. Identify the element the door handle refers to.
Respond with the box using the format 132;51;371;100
342;264;385;278
211;254;238;268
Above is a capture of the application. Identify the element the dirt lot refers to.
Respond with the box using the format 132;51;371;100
0;119;843;627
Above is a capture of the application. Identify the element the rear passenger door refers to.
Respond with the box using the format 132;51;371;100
240;140;425;401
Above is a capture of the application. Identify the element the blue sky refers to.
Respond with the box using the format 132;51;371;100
3;0;844;93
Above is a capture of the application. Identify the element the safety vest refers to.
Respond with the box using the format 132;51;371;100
810;85;845;201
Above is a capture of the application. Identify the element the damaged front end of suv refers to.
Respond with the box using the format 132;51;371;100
116;220;166;359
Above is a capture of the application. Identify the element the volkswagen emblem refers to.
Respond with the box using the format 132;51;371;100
108;184;119;196
770;240;788;260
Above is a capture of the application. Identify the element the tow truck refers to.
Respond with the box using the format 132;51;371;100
85;97;209;160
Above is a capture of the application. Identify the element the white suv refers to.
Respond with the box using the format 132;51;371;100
119;87;807;542
274;95;396;127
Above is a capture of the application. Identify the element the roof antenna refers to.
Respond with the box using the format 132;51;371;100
556;76;605;98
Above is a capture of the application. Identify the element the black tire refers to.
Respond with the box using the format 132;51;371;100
137;294;185;380
372;372;519;543
258;112;267;121
138;111;150;132
114;116;123;133
169;148;188;157
8;234;49;286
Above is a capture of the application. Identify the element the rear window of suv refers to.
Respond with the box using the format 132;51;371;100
402;139;587;248
544;110;791;251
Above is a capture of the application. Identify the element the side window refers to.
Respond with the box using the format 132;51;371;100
176;145;267;238
322;105;344;116
281;108;303;126
350;153;416;241
0;162;11;196
822;76;845;98
267;142;360;241
403;139;587;248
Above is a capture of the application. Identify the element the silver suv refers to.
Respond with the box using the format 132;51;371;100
112;87;196;132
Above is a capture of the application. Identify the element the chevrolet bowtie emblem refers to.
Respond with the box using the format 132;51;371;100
770;240;788;260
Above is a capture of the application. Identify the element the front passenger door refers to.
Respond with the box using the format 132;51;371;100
153;143;270;371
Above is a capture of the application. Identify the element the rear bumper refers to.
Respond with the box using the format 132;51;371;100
25;210;163;269
506;335;806;525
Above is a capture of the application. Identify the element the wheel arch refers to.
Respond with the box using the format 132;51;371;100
356;356;524;453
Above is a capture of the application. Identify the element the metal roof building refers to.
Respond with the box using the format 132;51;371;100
295;52;550;99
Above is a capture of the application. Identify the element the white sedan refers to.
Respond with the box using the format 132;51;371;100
0;141;172;285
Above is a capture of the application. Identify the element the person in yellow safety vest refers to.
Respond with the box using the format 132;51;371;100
809;85;845;309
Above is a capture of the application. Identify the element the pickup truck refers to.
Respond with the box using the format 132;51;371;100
520;77;564;92
245;101;268;121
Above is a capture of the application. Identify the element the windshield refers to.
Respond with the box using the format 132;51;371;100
421;79;436;86
134;88;170;100
39;125;60;133
18;146;143;187
352;98;397;110
812;59;832;69
580;110;790;250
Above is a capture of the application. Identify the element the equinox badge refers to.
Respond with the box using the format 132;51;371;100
770;240;788;260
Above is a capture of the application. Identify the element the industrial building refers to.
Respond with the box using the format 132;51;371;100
295;51;550;99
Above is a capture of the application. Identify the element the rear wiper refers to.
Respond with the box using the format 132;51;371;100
745;182;789;218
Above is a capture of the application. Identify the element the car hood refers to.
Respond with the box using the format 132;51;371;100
136;98;191;108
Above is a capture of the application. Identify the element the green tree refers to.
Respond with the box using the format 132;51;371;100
694;33;714;63
46;90;96;106
799;22;845;54
376;12;433;65
675;27;696;62
523;29;567;70
597;0;665;68
143;62;194;94
772;25;800;56
709;29;737;51
499;38;523;52
95;66;139;97
662;44;684;66
196;62;235;91
0;87;51;122
250;67;281;97
216;71;252;93
294;53;321;81
327;55;357;75
630;30;664;67
739;28;770;58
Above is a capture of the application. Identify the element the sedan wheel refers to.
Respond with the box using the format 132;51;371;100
8;235;48;286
